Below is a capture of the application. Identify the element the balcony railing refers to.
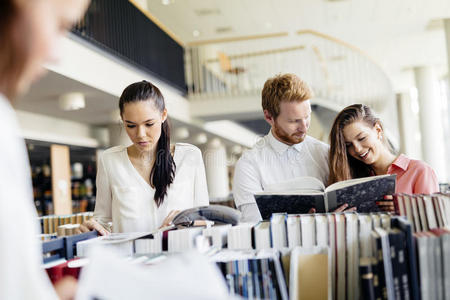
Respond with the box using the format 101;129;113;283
186;30;394;112
72;0;186;93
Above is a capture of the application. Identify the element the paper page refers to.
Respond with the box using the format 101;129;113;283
262;177;325;194
325;174;396;212
325;174;393;192
76;247;231;300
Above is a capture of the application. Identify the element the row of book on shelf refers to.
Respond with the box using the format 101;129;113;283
38;212;94;238
393;193;450;232
41;193;450;300
71;207;450;300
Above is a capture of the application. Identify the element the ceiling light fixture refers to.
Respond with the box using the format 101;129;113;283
193;30;200;37
194;133;208;145
58;92;85;111
161;0;172;5
174;127;190;140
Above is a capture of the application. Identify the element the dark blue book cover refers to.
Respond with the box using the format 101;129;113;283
360;257;376;300
391;217;420;300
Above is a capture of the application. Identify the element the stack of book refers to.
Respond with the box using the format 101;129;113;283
39;212;94;234
393;193;450;232
43;208;449;300
76;232;156;257
211;249;288;300
414;228;450;300
359;216;450;300
143;212;390;300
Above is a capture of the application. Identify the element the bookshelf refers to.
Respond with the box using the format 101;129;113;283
27;139;97;216
41;193;450;300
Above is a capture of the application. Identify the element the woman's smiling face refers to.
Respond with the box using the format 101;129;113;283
343;120;384;165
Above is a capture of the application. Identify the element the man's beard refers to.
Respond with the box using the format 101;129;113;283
272;122;306;145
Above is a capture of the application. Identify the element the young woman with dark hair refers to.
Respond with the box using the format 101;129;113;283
328;104;439;201
79;81;209;234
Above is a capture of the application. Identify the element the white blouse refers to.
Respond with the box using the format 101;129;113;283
0;94;57;299
94;143;209;233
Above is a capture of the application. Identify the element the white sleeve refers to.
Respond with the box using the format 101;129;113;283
93;154;112;229
232;155;263;222
193;148;210;207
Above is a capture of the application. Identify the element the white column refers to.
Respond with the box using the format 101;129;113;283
413;66;447;181
203;138;230;201
443;19;450;183
445;20;450;84
108;123;132;147
396;92;422;159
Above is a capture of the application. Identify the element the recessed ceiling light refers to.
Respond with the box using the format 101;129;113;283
58;92;85;111
161;0;172;5
215;26;233;34
194;133;208;145
174;127;190;139
265;22;272;29
195;8;221;16
193;30;200;37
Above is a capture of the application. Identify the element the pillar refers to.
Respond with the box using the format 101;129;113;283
444;19;450;86
442;19;450;183
396;92;422;159
203;138;230;201
413;66;447;181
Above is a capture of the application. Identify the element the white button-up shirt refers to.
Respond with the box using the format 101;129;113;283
94;143;209;233
0;94;57;299
233;130;329;222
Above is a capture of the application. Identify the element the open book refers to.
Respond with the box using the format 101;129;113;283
255;174;396;219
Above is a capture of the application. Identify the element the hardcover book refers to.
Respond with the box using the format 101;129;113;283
255;174;396;219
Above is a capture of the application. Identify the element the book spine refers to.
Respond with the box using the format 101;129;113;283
416;234;430;300
370;257;383;300
374;235;388;300
360;260;376;300
260;258;269;299
392;231;411;300
268;258;281;299
391;217;420;300
393;194;402;215
388;232;402;300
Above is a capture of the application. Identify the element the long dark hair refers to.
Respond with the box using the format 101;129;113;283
328;104;392;185
119;80;176;207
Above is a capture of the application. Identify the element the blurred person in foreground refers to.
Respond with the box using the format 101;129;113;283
0;0;89;299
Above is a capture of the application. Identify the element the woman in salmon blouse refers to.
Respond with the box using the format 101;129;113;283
328;104;439;204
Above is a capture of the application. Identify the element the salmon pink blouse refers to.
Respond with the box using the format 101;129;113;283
387;154;439;194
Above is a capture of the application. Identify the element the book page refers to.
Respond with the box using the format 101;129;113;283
325;175;396;212
325;174;393;192
262;177;326;194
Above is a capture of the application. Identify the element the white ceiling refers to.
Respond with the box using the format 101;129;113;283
15;70;118;125
14;70;254;148
145;0;450;91
13;0;450;148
